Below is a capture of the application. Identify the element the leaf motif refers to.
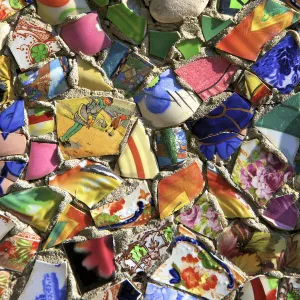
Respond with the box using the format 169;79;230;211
231;253;261;275
130;245;147;262
244;232;279;253
0;101;24;139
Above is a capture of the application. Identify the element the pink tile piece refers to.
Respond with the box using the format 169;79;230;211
0;132;26;156
60;12;111;56
25;142;58;180
175;56;239;101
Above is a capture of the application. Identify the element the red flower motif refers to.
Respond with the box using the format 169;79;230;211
181;267;200;289
0;241;15;258
109;198;125;216
202;274;218;291
181;254;199;264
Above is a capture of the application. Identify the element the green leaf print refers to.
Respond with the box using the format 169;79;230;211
163;226;173;242
130;245;148;262
95;213;120;226
198;250;220;270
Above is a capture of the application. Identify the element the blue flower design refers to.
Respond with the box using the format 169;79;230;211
252;35;300;94
169;267;181;284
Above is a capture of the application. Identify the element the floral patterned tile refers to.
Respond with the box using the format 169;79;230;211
49;160;122;209
158;162;205;219
0;226;41;273
0;271;10;299
91;181;153;229
217;221;286;275
8;16;61;71
0;0;31;21
44;204;92;249
232;139;294;207
18;260;67;300
152;235;246;298
0;186;64;232
279;277;300;299
251;35;300;95
116;222;173;278
63;235;116;294
176;191;223;239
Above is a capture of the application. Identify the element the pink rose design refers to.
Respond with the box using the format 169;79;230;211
179;206;201;228
206;207;218;221
240;161;264;190
251;165;283;200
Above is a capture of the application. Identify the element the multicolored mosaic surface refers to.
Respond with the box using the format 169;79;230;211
0;0;299;299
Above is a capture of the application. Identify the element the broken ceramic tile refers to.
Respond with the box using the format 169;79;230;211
93;0;109;7
285;0;300;10
19;57;70;101
149;30;180;59
92;279;141;300
0;212;14;241
175;56;239;101
56;97;135;158
107;3;147;45
8;16;61;71
217;221;286;275
218;0;249;15
135;69;200;128
18;260;67;300
117;119;159;179
102;41;131;79
49;160;122;208
0;177;14;196
60;12;111;56
286;233;300;270
0;226;41;273
149;0;209;23
112;52;154;96
262;194;298;231
0;56;14;106
254;94;300;163
232;139;294;206
279;277;300;299
28;107;55;136
0;161;26;180
239;275;279;300
176;38;201;60
235;70;271;106
44;204;92;249
0;23;11;51
36;0;91;25
63;235;115;294
0;186;64;232
77;57;112;91
216;0;300;61
176;191;223;239
0;271;10;299
0;0;30;21
145;283;198;300
155;127;187;170
252;35;300;94
91;181;152;229
207;164;255;218
190;93;254;160
0;132;26;157
152;235;246;298
158;162;205;219
116;222;173;277
201;15;232;41
25;142;58;180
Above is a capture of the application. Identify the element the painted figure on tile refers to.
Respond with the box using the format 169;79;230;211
105;113;128;136
59;97;113;146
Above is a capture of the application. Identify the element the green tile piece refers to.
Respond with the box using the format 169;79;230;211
149;30;180;59
255;93;300;138
201;15;232;41
176;38;201;60
107;3;147;45
230;0;249;9
93;0;109;7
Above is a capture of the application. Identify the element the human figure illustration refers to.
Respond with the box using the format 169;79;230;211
59;97;113;147
105;113;128;136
